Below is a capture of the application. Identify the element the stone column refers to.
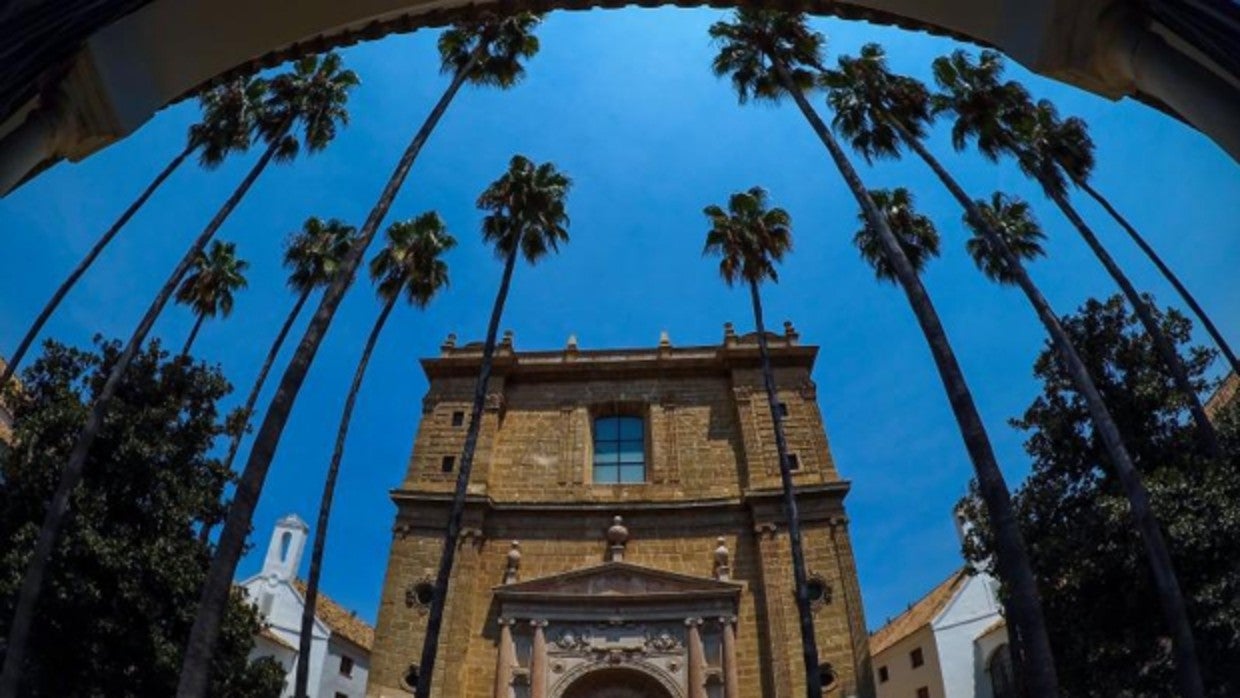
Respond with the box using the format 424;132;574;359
530;619;549;698
686;617;706;698
494;618;516;698
719;616;740;698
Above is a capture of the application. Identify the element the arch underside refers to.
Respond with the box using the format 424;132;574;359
0;0;1236;191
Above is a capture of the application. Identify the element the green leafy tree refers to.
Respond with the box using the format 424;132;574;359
294;214;454;698
416;155;570;696
933;51;1219;459
179;18;543;697
704;186;826;689
174;240;250;357
0;53;358;698
708;14;1025;694
0;339;284;698
960;297;1240;697
0;77;266;391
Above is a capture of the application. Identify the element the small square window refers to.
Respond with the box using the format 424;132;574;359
787;454;801;471
878;666;889;683
451;411;465;427
916;688;930;698
441;456;455;473
335;693;348;698
910;647;925;668
777;402;789;417
339;655;354;677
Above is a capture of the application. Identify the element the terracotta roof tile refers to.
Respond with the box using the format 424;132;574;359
869;567;968;656
292;579;374;652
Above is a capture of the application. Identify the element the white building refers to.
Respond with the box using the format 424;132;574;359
239;514;374;698
869;513;1018;698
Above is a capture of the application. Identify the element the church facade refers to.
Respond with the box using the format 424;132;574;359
368;326;874;698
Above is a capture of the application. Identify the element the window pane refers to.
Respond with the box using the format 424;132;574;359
617;444;644;463
619;464;645;483
594;440;619;457
617;417;643;440
595;417;620;439
594;464;618;484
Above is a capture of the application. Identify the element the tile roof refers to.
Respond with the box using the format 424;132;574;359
869;567;969;656
292;579;375;652
1206;372;1239;419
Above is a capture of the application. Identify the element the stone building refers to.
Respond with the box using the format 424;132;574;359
368;325;874;698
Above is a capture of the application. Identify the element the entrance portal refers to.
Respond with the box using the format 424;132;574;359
560;668;676;698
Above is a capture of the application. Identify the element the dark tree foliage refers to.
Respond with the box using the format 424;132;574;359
0;339;284;698
960;296;1240;697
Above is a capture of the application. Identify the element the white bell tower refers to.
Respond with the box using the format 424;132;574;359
262;513;309;580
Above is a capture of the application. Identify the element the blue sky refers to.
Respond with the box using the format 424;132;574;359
2;8;1238;633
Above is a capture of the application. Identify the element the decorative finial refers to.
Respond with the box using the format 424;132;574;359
658;330;671;348
606;516;629;562
566;334;578;351
783;320;799;344
500;329;515;352
713;536;731;581
441;332;457;354
504;541;522;584
723;322;737;346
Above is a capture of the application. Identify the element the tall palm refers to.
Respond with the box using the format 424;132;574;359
0;53;357;698
853;191;1057;694
0;77;266;391
709;12;1018;694
933;52;1219;458
294;214;454;698
174;240;249;357
212;217;356;494
703;186;823;695
176;15;543;698
962;192;1204;698
416;155;570;696
824;43;1067;693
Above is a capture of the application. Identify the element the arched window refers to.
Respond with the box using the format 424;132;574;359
988;643;1017;698
279;531;292;562
593;416;645;484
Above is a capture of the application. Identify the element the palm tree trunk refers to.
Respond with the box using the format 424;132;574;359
220;289;312;473
0;125;287;698
416;243;518;697
181;314;206;358
1075;178;1240;376
294;295;397;698
897;127;1061;695
0;142;196;391
1045;185;1219;457
197;289;313;546
749;278;823;697
768;53;1047;697
175;50;483;698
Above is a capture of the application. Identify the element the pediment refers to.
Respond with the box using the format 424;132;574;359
494;562;741;601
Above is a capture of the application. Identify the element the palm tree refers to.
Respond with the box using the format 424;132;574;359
962;192;1205;698
933;51;1220;458
293;214;454;698
415;155;570;696
215;217;356;480
709;13;1036;694
0;77;266;391
703;186;823;695
174;240;250;357
852;189;1057;694
176;16;543;698
0;53;357;698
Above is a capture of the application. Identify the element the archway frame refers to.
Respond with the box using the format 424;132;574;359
554;662;684;698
